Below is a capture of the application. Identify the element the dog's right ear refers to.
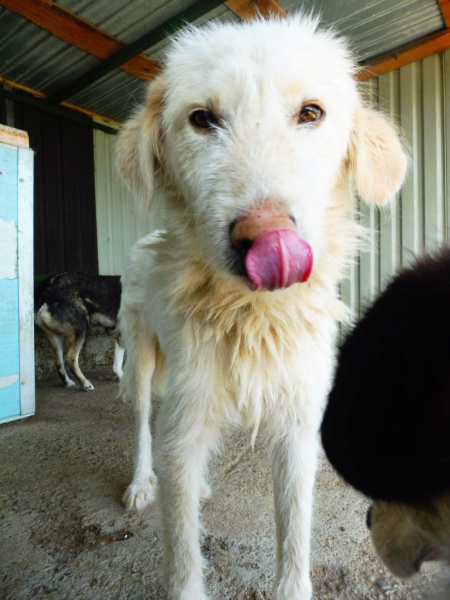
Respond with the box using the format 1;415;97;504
116;75;165;209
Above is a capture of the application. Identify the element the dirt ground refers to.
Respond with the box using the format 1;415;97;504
1;368;449;600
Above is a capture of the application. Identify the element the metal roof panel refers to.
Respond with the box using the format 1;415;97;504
280;0;444;60
0;0;445;123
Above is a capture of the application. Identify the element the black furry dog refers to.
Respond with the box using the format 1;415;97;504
35;273;124;391
321;249;450;577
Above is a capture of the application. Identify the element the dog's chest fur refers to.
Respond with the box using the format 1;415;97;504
152;262;339;424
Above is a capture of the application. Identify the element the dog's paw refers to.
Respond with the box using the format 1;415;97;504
82;381;95;391
123;475;158;511
178;592;209;600
272;578;312;600
65;378;76;388
165;581;209;600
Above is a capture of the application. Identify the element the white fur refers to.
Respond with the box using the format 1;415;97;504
116;15;407;599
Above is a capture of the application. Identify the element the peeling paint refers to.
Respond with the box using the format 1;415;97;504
0;374;19;389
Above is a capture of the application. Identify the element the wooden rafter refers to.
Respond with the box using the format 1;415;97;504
225;0;286;20
0;0;160;81
0;76;120;129
439;0;450;28
359;27;450;81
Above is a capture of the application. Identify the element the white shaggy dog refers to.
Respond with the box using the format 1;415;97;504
116;15;407;599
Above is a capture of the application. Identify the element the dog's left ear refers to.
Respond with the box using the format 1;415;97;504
116;75;166;210
348;104;408;205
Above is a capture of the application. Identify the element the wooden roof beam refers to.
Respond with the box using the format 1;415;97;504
0;0;288;85
0;76;120;132
45;0;224;105
0;0;160;81
225;0;286;20
359;27;450;80
4;0;450;115
439;0;450;28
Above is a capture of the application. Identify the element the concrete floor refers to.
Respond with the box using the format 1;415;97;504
1;368;448;599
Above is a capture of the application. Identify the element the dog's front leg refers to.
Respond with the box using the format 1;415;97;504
122;340;157;511
156;397;219;600
268;418;320;600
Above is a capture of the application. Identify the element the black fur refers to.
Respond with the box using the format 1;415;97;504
35;272;121;328
35;272;123;389
321;249;450;504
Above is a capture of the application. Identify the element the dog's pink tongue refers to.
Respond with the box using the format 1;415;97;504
245;229;313;291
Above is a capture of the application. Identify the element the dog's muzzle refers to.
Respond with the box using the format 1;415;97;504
229;204;313;291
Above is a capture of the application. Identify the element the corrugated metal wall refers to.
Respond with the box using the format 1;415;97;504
342;50;450;322
95;51;450;307
94;130;163;275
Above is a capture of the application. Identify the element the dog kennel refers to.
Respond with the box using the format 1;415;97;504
0;124;35;424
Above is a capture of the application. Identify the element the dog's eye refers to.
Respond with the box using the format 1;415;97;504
189;109;220;131
298;104;323;124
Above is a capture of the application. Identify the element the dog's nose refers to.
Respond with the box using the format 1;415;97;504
230;204;296;256
228;204;313;291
